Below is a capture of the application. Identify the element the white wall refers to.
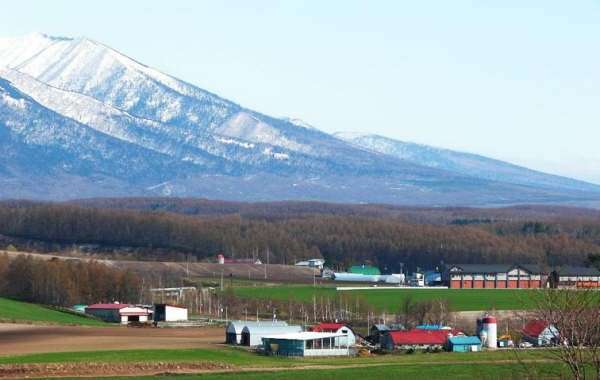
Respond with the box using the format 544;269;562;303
165;306;188;321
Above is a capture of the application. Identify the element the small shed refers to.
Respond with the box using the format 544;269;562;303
522;320;559;347
225;320;288;345
447;336;482;352
311;322;356;345
154;304;188;322
241;324;302;347
85;303;149;324
262;332;351;357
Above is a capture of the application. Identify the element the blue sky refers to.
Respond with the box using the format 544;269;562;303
2;0;599;183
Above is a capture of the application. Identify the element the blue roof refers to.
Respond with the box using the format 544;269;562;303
449;336;481;345
416;324;444;330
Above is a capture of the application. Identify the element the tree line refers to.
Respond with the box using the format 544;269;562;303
1;201;600;272
0;254;142;306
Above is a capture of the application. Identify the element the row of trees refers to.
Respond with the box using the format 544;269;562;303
1;202;600;271
0;254;142;306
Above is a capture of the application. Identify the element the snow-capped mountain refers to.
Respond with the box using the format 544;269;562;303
0;32;599;205
334;132;599;193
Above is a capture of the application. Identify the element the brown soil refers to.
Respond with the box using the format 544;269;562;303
1;250;318;283
0;361;232;378
0;323;223;356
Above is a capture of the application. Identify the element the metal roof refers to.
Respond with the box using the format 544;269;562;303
86;303;129;310
388;329;452;345
226;320;288;333
555;266;600;276
448;264;514;274
522;320;552;337
241;325;302;334
448;264;548;274
371;324;390;331
263;332;344;340
448;336;481;345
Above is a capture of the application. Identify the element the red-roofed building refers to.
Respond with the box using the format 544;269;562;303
522;320;559;347
381;329;455;350
85;303;149;324
310;322;356;345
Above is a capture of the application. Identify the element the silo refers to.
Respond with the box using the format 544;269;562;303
482;316;497;349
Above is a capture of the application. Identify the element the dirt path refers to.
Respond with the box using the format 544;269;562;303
0;323;223;356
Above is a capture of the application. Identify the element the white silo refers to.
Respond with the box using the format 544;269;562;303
482;315;497;349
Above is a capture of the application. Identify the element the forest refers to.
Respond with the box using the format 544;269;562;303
1;199;600;272
0;253;142;306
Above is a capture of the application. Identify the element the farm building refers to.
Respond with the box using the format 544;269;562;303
153;304;188;322
85;303;149;324
381;329;454;351
225;320;289;344
549;266;600;288
295;258;325;270
241;324;303;347
447;336;482;352
349;265;381;276
444;264;548;289
368;324;405;345
522;320;559;347
311;322;356;345
262;332;352;357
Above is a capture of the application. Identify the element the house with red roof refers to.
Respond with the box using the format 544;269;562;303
380;328;456;351
85;303;149;324
310;322;356;345
522;320;559;347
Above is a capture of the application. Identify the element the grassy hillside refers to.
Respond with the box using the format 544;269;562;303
233;286;539;312
0;297;105;326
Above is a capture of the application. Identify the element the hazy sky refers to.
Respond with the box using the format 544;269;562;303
2;1;599;183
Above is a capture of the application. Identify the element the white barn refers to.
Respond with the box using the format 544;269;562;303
225;320;288;344
241;324;302;347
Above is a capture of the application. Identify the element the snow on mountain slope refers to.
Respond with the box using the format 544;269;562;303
335;132;599;192
1;32;600;204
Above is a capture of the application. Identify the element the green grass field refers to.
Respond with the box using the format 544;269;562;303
233;286;539;312
0;347;551;366
89;363;573;380
0;348;575;380
0;297;105;326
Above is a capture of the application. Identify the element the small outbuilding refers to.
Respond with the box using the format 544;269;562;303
85;303;149;324
153;304;188;322
225;320;288;345
522;320;559;347
262;332;352;357
447;336;482;352
241;324;302;347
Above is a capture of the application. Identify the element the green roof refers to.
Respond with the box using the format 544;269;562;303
348;265;381;275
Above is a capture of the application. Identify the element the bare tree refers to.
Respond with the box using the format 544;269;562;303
525;288;600;380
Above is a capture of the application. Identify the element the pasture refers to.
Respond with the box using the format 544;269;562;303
0;297;105;326
233;286;540;312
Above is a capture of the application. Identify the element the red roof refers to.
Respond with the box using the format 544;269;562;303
311;322;345;332
388;329;452;345
86;303;129;310
523;320;549;337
